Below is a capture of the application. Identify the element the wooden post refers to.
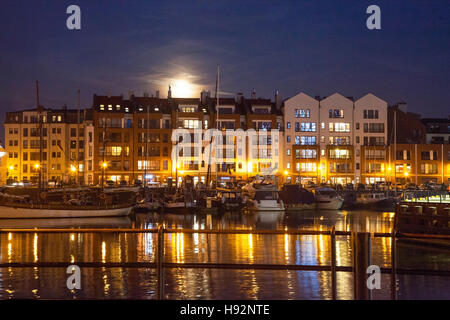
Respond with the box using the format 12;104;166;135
352;232;371;300
331;227;337;300
157;225;165;300
391;230;397;300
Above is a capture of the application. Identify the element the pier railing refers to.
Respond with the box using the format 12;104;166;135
0;227;450;300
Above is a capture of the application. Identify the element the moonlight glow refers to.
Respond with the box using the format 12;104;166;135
171;79;196;97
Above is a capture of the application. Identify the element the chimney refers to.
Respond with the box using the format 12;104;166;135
143;91;149;98
155;90;160;99
201;90;210;104
236;93;244;104
398;102;407;113
168;85;172;99
275;90;282;109
251;89;256;99
315;95;321;101
128;90;134;99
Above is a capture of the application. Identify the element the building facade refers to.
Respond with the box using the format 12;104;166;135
4;107;87;185
2;90;449;187
283;92;388;185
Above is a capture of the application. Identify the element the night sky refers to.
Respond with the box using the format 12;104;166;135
0;0;449;132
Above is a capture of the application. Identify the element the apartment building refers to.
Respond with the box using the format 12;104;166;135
422;118;450;144
3;90;448;187
0;145;7;185
4;107;86;185
387;143;450;185
283;92;388;185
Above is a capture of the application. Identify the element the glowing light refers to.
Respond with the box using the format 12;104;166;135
9;166;14;171
404;172;409;177
33;233;38;262
283;170;288;176
172;79;195;97
70;165;77;172
102;241;106;263
247;162;253;173
102;162;108;169
34;163;40;169
179;170;184;175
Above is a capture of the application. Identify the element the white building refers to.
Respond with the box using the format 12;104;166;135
282;92;388;185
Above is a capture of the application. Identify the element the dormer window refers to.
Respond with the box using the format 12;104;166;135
108;105;113;111
138;107;143;112
100;104;105;111
116;105;120;110
125;107;129;113
154;107;159;111
180;106;196;113
252;106;270;114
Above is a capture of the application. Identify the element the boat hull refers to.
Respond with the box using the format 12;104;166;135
316;198;343;210
285;203;316;211
250;200;285;211
0;205;133;219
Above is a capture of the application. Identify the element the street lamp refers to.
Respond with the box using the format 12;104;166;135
101;162;108;188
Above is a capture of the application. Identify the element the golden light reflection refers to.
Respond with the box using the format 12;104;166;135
172;232;185;263
102;241;106;263
284;233;289;263
33;233;38;262
248;234;254;262
8;232;12;241
8;242;12;262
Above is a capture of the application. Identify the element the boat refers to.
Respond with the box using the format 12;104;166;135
315;187;343;210
279;184;316;211
135;189;161;212
394;201;450;247
216;188;245;211
0;188;135;218
356;192;397;211
161;190;196;214
249;184;285;211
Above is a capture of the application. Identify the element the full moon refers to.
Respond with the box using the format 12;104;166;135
171;79;195;97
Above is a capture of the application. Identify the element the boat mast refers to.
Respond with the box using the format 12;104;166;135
144;104;149;188
36;80;43;190
394;109;397;197
77;89;80;186
215;64;219;185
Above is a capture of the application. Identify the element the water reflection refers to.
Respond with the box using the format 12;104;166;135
0;210;448;299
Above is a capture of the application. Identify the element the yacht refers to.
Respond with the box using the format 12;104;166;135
315;187;344;210
279;184;316;211
249;184;285;211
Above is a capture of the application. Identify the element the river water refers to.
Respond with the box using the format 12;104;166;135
0;209;449;300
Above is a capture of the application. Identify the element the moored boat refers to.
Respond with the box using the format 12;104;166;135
0;188;135;218
315;187;343;210
279;184;316;211
249;184;285;211
356;192;397;211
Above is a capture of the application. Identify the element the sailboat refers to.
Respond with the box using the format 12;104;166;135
0;84;135;219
